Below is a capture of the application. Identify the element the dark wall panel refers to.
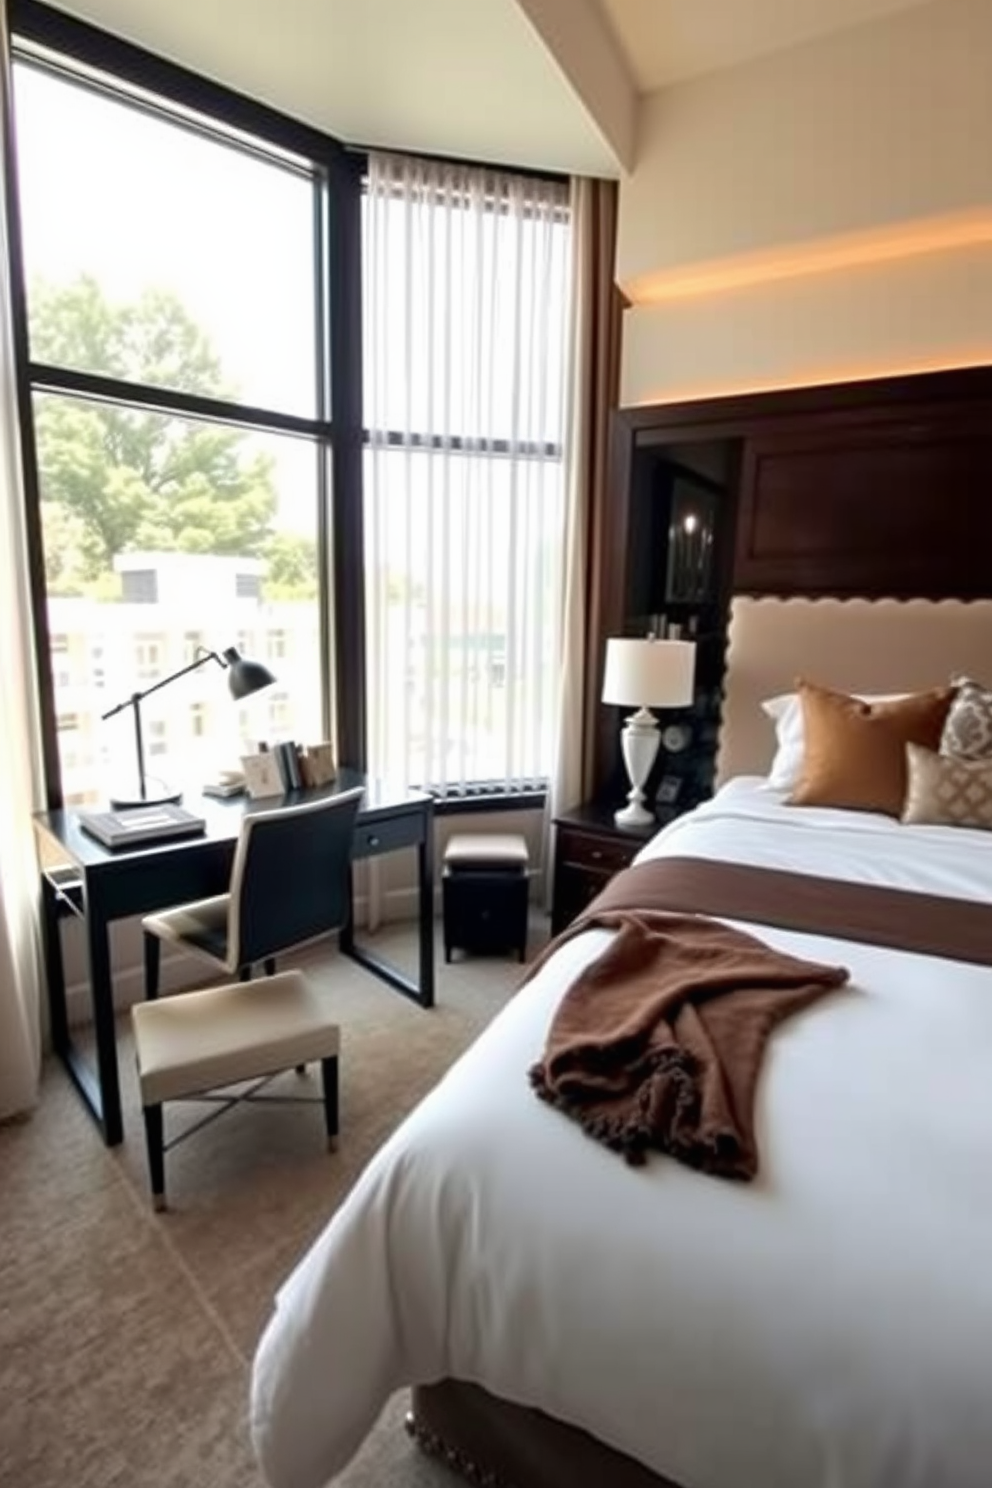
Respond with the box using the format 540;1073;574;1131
736;410;992;599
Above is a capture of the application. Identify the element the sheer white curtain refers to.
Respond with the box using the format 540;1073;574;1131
0;19;43;1122
363;152;570;794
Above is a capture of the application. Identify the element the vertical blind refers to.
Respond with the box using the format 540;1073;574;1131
363;152;571;795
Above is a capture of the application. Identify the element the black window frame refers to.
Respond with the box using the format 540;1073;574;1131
6;0;367;811
6;0;559;816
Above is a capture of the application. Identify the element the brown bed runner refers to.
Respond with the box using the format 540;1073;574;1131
589;856;992;966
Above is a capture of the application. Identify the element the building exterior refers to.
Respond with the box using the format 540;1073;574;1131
50;553;322;804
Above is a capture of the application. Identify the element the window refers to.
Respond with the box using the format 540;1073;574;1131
147;719;168;757
362;154;570;795
268;691;291;731
235;572;261;600
121;569;158;604
133;637;162;682
12;7;568;811
11;13;348;808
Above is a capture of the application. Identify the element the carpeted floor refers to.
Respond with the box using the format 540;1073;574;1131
0;917;548;1488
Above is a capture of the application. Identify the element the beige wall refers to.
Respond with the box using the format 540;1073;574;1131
617;0;992;405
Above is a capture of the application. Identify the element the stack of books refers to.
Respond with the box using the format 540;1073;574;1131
241;741;338;800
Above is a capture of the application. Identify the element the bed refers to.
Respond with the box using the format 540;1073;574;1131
250;599;992;1488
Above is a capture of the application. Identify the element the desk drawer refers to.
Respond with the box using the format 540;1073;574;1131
354;811;424;859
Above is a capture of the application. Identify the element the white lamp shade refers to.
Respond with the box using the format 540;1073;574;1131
602;637;696;709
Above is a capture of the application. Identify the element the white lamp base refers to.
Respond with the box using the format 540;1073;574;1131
614;798;656;828
615;706;660;829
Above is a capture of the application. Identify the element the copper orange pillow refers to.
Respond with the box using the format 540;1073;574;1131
787;680;955;816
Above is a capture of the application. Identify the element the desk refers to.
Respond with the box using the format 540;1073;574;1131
34;769;435;1147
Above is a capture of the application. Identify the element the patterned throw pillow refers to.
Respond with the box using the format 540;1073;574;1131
902;743;992;829
941;677;992;760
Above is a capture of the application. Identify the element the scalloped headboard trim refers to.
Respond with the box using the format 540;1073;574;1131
716;596;992;784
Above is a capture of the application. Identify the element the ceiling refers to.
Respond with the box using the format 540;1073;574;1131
47;0;624;177
597;0;938;92
34;0;945;178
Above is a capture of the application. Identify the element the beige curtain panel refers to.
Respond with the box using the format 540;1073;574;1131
551;175;622;819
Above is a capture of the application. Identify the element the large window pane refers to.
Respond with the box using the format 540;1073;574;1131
36;395;322;804
363;171;569;444
364;446;563;791
14;61;318;417
363;155;570;792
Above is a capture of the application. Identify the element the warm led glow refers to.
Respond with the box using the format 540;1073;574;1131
631;354;992;410
623;208;992;307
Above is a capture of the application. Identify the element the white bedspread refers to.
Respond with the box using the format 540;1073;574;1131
250;780;992;1488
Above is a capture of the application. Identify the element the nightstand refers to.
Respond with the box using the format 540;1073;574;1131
551;801;679;936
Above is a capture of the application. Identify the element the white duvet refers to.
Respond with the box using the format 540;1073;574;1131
251;780;992;1488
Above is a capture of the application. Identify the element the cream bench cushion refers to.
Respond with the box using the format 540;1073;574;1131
443;833;529;871
132;970;340;1107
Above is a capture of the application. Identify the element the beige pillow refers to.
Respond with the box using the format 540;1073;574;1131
903;744;992;829
788;680;955;816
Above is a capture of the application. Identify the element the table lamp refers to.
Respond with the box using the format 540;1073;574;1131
602;636;696;827
102;645;276;809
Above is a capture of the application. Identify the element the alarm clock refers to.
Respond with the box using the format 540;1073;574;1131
661;723;692;754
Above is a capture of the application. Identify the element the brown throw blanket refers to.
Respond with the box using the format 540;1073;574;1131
527;867;850;1177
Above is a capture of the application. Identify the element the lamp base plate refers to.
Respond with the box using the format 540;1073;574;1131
614;801;655;828
109;786;183;810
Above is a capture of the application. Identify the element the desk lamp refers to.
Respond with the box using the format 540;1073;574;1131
102;645;275;809
602;636;696;827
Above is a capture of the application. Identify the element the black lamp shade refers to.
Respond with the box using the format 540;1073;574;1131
223;646;276;701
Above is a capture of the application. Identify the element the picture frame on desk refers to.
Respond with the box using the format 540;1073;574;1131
299;742;336;789
241;751;284;800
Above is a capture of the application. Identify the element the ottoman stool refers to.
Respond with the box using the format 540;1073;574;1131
442;833;530;963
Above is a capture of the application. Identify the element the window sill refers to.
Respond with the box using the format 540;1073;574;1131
430;788;546;817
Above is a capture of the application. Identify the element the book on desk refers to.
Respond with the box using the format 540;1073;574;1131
76;803;207;849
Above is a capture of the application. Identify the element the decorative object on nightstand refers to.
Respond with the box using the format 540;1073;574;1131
102;644;276;809
442;833;530;962
601;636;696;827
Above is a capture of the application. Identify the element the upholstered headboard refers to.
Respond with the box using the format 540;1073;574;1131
715;597;992;783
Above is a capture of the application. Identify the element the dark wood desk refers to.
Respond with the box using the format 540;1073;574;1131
34;769;435;1147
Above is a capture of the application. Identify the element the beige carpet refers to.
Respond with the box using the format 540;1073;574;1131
0;918;547;1488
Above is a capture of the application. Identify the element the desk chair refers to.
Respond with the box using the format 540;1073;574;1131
141;786;366;996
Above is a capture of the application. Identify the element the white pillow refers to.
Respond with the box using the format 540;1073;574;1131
760;690;910;792
761;693;805;791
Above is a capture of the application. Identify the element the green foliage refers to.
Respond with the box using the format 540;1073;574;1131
261;531;318;601
33;277;284;592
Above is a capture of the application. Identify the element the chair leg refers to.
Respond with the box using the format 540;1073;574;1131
239;965;252;982
144;933;161;1000
320;1056;339;1151
142;1102;166;1211
263;957;277;977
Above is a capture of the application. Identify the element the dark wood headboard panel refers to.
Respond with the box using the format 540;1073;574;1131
593;364;992;799
615;363;992;602
736;409;992;599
